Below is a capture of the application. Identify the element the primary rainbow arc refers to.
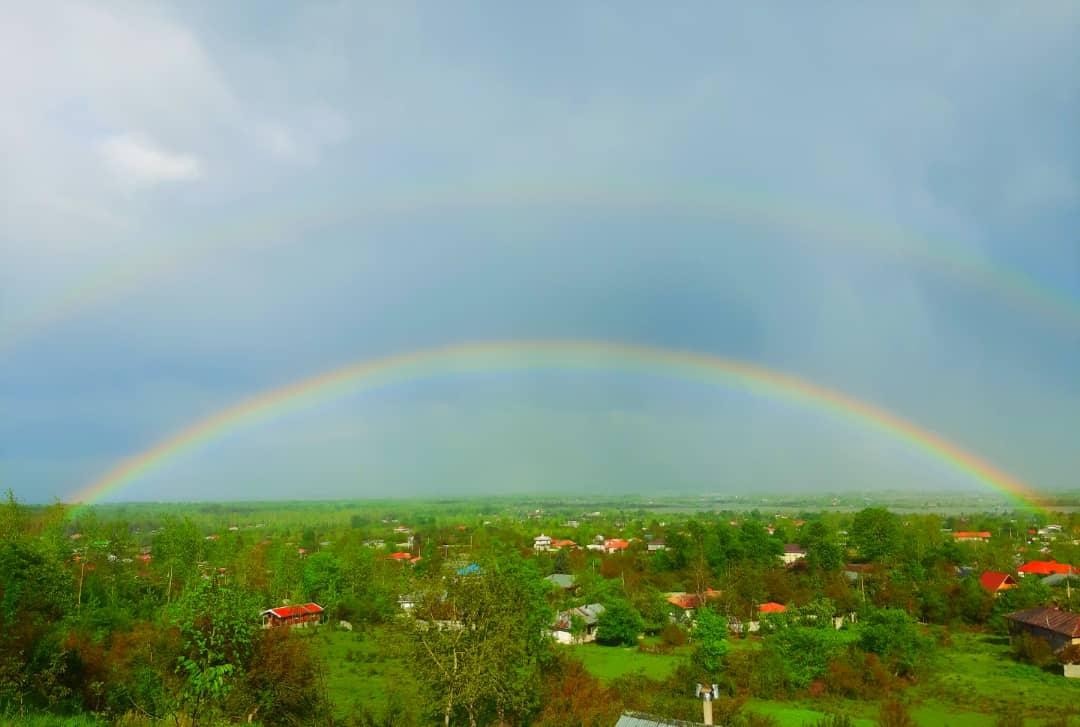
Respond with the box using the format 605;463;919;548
68;340;1046;509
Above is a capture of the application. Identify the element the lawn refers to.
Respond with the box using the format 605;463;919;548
568;641;690;681
307;624;420;723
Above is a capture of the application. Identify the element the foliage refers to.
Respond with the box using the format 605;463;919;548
1011;632;1056;668
850;509;901;563
692;608;730;676
595;599;644;647
858;608;933;677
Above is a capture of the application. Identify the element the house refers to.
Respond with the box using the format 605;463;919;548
387;551;414;562
544;573;577;590
953;531;992;542
261;603;324;629
1018;560;1075;577
551;538;577;550
979;571;1018;594
666;589;722;622
647;539;667;552
534;534;553;552
604;538;630;554
551;603;605;644
393;526;411;534
781;544;807;565
1006;607;1080;652
758;602;787;615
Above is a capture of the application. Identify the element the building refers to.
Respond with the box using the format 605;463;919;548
758;602;787;615
647;539;667;552
1018;560;1075;577
544;573;577;590
261;603;324;629
781;544;807;565
534;534;553;552
551;603;605;644
614;712;704;727
551;538;577;550
604;538;630;554
953;531;992;542
979;571;1018;595
1006;607;1080;653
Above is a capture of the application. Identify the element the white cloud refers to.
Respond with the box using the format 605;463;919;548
99;134;203;185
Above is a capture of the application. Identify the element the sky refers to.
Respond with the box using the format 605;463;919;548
2;1;1079;503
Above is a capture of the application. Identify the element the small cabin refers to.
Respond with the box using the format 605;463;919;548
261;602;325;629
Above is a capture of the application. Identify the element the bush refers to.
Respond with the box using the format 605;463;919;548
595;600;644;646
877;700;915;727
994;714;1024;727
812;715;857;727
1059;644;1080;665
660;622;688;647
1012;632;1056;668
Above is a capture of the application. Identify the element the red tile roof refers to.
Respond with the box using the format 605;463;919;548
666;589;722;610
604;539;630;551
979;571;1017;593
551;539;577;549
1019;560;1075;576
953;531;991;539
758;602;787;614
388;551;413;561
263;603;324;619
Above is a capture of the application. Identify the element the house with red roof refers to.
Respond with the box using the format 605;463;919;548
666;589;722;612
261;602;324;629
604;538;630;554
387;551;414;562
952;531;991;542
1018;560;1075;577
979;571;1018;594
758;602;787;614
781;544;807;566
551;538;577;550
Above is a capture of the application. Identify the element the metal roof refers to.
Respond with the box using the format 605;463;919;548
1006;607;1080;637
614;711;704;727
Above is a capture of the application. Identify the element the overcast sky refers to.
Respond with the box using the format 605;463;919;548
2;2;1078;503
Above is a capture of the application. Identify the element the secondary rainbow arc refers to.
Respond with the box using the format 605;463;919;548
68;341;1046;510
7;180;1080;356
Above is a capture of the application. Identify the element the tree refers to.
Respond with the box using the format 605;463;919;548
407;553;552;727
858;609;932;677
169;580;261;726
850;509;901;563
595;599;644;647
691;608;729;675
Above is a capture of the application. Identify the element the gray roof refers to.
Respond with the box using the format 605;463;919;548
615;712;704;727
1043;573;1080;587
544;573;577;589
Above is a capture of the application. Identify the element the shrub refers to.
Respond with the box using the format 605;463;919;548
595;600;644;646
1012;632;1056;668
660;622;687;647
1059;644;1080;665
877;700;915;727
812;715;857;727
994;714;1024;727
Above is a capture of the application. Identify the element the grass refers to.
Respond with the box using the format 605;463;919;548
307;624;420;722
568;641;690;681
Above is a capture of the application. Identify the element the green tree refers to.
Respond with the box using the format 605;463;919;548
858;608;932;677
408;553;552;727
691;608;729;675
850;508;901;562
595;599;644;646
169;580;261;726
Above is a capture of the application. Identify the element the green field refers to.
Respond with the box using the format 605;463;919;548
308;625;421;723
568;642;690;681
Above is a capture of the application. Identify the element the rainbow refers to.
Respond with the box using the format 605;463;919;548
6;179;1079;355
68;340;1047;509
